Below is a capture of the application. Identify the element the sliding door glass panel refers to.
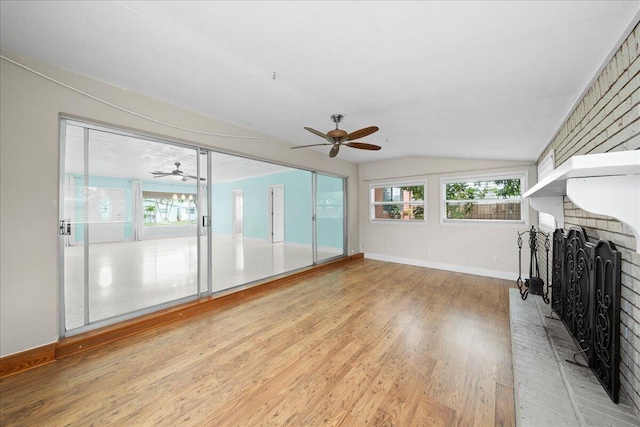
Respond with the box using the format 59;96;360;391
316;174;346;263
85;129;200;323
209;152;313;293
62;120;202;333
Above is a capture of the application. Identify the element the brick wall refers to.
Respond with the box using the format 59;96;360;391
536;22;640;412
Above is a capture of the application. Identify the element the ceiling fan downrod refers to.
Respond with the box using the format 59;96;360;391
330;114;343;129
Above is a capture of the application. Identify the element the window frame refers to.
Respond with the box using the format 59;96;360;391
369;180;427;224
440;171;527;227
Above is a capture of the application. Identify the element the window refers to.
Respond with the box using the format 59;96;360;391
98;196;112;220
370;183;425;222
142;191;197;226
441;173;525;224
537;150;556;231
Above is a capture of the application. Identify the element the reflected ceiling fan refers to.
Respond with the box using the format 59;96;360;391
293;114;381;158
149;162;205;181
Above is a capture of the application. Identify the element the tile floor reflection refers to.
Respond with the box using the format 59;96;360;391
63;235;341;331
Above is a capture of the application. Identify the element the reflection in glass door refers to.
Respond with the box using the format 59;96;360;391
315;174;346;263
61;120;202;333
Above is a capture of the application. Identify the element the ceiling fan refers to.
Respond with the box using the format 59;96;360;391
149;162;205;181
292;114;381;158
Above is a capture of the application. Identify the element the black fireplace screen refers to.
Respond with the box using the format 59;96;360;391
552;226;622;403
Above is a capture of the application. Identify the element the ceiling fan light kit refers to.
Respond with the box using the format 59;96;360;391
294;114;381;158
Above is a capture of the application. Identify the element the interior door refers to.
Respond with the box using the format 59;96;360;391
270;185;284;243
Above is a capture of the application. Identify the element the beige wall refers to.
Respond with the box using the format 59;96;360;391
536;23;640;413
359;157;536;280
0;51;359;357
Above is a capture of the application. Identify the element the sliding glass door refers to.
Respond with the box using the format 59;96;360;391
61;121;202;332
60;119;348;335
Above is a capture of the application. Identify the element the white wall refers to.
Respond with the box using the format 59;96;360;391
359;157;536;279
0;51;359;357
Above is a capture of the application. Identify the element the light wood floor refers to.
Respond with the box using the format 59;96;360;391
0;259;516;426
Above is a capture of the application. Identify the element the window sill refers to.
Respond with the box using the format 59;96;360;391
440;219;526;228
369;219;427;225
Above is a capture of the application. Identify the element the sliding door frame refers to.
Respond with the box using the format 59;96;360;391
58;115;349;337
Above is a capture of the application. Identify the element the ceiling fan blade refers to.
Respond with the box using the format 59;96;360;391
347;126;379;141
304;127;332;142
346;142;382;151
186;174;206;181
290;143;333;149
150;172;172;176
329;144;340;158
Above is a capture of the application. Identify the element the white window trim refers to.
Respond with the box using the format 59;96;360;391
369;180;427;224
440;171;528;227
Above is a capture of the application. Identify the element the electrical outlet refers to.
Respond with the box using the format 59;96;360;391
427;248;432;255
494;256;500;263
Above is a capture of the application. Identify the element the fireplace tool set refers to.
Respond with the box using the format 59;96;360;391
516;226;550;303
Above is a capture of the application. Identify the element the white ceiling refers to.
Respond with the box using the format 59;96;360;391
1;1;639;163
65;123;291;184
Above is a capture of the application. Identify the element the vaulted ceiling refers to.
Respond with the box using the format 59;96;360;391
1;1;638;163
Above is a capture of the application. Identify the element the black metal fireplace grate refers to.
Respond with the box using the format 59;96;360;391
552;226;622;403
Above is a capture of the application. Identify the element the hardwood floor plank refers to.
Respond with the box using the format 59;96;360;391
0;260;515;426
495;382;516;427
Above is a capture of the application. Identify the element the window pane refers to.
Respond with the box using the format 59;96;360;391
374;187;401;202
371;184;425;222
373;203;424;220
402;185;424;202
446;200;522;220
445;179;521;201
444;177;522;222
373;186;424;202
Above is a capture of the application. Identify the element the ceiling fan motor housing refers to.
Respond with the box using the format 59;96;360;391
327;129;348;140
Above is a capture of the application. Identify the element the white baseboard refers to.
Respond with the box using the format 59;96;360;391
364;253;518;281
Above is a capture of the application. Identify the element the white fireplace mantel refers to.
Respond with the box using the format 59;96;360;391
523;150;640;253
